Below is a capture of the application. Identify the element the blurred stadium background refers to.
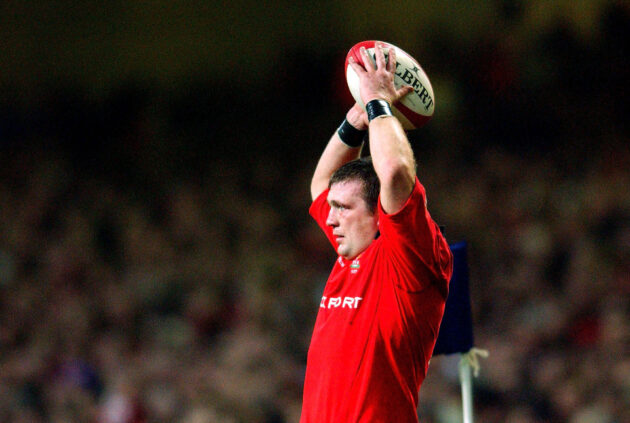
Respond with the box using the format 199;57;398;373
0;1;628;422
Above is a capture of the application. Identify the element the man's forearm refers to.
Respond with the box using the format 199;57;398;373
368;115;416;213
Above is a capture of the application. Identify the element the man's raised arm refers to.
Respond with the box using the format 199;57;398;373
348;42;416;214
310;104;368;201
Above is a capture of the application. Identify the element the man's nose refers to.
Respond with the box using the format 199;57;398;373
326;208;338;227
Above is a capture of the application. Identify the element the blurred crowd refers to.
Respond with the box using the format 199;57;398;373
1;2;629;423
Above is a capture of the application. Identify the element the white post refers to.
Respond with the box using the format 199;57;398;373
459;355;474;423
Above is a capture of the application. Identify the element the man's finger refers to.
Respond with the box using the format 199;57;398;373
387;47;397;73
373;42;387;69
395;85;414;101
348;56;367;76
360;47;375;71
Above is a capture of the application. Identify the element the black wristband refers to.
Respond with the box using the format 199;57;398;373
366;99;393;121
337;118;366;148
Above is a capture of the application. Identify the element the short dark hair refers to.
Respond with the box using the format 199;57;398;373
329;157;380;213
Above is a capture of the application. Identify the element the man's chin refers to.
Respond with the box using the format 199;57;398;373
337;246;350;259
338;250;359;261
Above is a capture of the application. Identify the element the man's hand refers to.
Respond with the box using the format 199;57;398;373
346;103;368;131
348;42;413;106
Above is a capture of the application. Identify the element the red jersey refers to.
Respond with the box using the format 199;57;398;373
300;178;453;423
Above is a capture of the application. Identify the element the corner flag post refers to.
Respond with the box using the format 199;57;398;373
433;241;487;423
459;355;474;423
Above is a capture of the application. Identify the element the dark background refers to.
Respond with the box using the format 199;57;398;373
1;1;628;422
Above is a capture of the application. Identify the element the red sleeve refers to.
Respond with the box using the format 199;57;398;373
378;178;453;292
309;189;338;251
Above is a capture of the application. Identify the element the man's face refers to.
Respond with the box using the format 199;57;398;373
326;180;379;260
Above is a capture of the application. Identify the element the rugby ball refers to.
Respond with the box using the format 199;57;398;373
345;40;435;129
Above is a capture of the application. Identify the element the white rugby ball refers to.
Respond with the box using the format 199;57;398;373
345;40;435;129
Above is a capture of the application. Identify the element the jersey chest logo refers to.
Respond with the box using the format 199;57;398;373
350;259;360;273
337;257;361;274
